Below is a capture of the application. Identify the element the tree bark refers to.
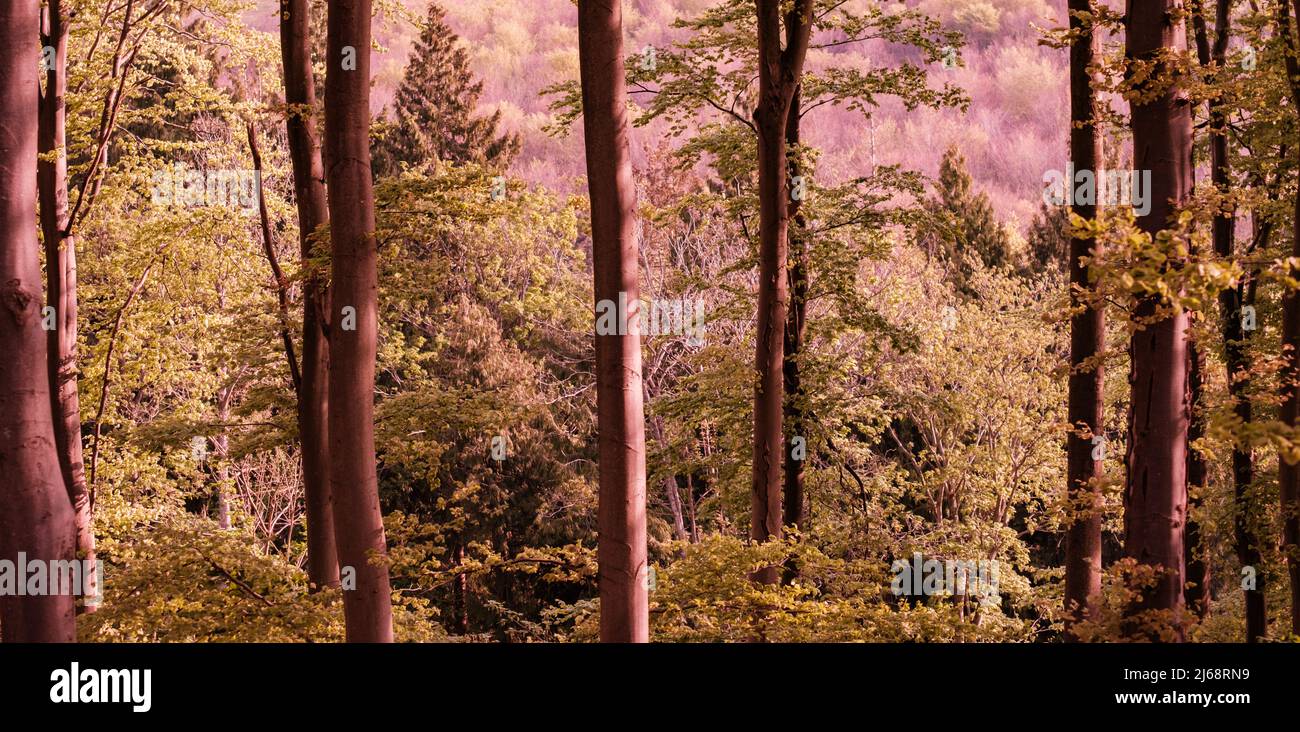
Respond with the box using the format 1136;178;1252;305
324;0;394;642
577;0;650;643
279;0;340;590
0;0;78;642
1063;0;1104;632
1123;0;1193;638
751;0;812;584
38;0;96;615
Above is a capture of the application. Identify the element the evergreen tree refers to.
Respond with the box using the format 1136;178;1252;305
921;147;1012;292
373;3;520;175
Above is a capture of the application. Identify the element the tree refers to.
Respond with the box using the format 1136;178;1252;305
750;0;813;584
372;2;520;176
921;147;1013;293
281;0;339;591
1063;0;1104;633
1196;0;1265;642
1123;0;1194;637
577;0;649;643
39;0;96;614
0;0;78;642
783;86;808;546
324;0;394;642
1187;0;1237;625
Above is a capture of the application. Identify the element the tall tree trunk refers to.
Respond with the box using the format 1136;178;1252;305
0;0;78;642
783;85;807;538
1277;0;1300;637
324;0;394;642
1063;0;1104;631
1195;0;1258;634
1123;0;1194;638
577;0;650;643
280;0;339;590
38;0;96;614
751;0;812;584
1185;0;1242;626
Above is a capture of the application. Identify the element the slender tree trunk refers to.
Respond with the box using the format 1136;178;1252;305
1185;0;1244;627
783;85;807;537
1197;0;1253;630
751;0;812;584
1063;0;1104;632
324;0;394;642
0;0;78;642
280;0;339;590
577;0;650;643
38;0;96;614
1278;0;1300;637
1123;0;1194;638
781;86;809;586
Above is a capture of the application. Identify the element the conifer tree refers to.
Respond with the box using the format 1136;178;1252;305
373;3;520;175
922;147;1012;290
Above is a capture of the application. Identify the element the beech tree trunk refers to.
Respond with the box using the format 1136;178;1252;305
280;0;339;590
38;0;96;614
751;0;812;584
1063;0;1104;631
1123;0;1193;637
324;0;394;642
0;0;78;642
577;0;650;643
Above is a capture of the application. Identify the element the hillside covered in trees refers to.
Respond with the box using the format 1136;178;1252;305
1;0;1299;646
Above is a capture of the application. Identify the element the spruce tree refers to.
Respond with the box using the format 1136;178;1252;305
921;147;1012;292
373;3;520;175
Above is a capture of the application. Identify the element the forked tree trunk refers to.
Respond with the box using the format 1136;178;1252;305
1063;0;1104;632
280;0;339;590
324;0;394;642
1123;0;1193;638
38;0;96;614
751;0;812;584
577;0;649;643
0;0;78;642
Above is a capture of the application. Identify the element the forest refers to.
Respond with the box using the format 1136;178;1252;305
0;0;1297;645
